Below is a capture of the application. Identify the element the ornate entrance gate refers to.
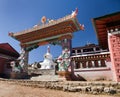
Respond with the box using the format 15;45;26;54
9;8;84;79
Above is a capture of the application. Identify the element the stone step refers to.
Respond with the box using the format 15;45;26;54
30;75;59;81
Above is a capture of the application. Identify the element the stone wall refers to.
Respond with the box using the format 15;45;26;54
0;78;120;95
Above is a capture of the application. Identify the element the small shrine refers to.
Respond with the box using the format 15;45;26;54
40;46;56;69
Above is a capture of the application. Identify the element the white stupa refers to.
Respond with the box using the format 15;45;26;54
40;46;56;69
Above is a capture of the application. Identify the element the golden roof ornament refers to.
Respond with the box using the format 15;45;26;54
41;16;47;24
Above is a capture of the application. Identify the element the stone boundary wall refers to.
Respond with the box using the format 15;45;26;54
0;78;120;95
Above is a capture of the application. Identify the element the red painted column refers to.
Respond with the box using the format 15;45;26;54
108;32;120;82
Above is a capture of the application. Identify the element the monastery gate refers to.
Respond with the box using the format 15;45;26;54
9;9;84;79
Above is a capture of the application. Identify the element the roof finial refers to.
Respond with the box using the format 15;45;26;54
71;8;78;18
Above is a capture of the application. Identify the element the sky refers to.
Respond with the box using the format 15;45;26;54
0;0;120;64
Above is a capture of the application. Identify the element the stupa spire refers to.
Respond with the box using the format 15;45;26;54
47;46;50;53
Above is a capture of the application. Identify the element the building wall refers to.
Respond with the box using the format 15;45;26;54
71;47;111;81
73;61;113;81
0;58;13;78
0;58;5;74
3;63;12;77
108;32;120;82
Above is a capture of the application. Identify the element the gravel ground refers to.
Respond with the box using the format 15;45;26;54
0;81;117;97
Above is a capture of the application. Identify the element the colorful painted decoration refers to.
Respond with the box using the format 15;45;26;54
25;44;39;51
17;48;28;72
10;61;22;73
49;40;61;45
57;48;71;71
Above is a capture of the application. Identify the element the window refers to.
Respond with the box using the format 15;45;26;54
101;60;106;67
83;48;93;52
113;39;115;43
117;64;120;67
114;53;116;56
77;50;81;53
72;50;75;53
117;70;120;73
112;44;114;47
96;47;100;51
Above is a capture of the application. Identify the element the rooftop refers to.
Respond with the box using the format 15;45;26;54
9;9;84;48
92;11;120;49
0;43;19;59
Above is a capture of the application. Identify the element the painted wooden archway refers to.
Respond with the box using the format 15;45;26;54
9;8;84;73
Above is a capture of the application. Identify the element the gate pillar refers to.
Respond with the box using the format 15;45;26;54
57;37;72;80
18;47;29;73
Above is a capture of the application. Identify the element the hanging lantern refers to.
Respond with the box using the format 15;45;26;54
41;16;46;24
